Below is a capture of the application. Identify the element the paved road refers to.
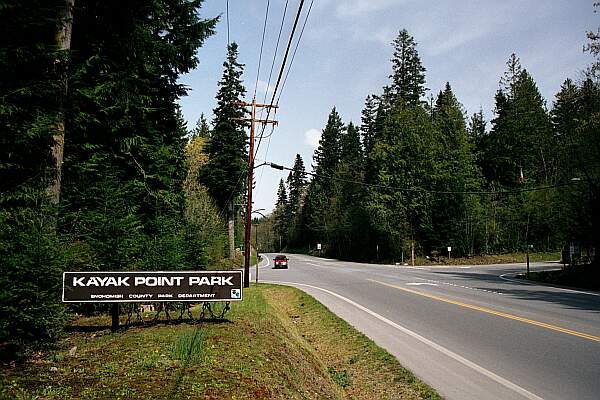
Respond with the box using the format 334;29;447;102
256;253;600;400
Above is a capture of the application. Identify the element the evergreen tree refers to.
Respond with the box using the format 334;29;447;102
482;55;554;187
584;3;600;78
499;53;523;97
287;154;307;220
300;108;344;248
201;42;248;211
366;100;438;260
1;0;217;349
431;83;481;254
313;107;344;179
273;179;290;249
192;114;211;138
360;95;379;155
331;122;367;259
340;122;363;170
468;109;487;166
468;109;487;143
61;0;217;272
555;77;600;254
0;1;74;347
389;29;427;105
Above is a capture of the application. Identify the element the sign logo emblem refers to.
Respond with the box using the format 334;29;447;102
231;289;241;299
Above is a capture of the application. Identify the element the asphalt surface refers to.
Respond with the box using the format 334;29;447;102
256;253;600;400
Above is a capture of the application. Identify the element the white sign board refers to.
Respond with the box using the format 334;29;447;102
317;243;322;250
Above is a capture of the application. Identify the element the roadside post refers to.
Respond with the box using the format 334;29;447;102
526;244;532;274
111;304;119;331
252;209;266;285
255;226;259;284
447;246;452;261
569;242;575;267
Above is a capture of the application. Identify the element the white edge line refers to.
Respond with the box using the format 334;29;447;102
499;273;600;297
259;254;271;269
264;280;544;400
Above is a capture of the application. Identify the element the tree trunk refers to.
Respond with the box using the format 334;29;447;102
48;0;74;205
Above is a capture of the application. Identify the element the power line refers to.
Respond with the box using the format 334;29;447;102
255;123;277;193
256;0;314;186
254;0;289;192
255;0;306;156
259;0;289;118
276;0;314;104
254;0;296;194
266;0;306;107
226;0;230;46
263;161;586;196
253;0;271;99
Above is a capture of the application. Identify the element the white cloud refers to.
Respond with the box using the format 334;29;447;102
304;128;321;149
425;27;491;56
335;0;407;18
255;79;275;96
372;27;396;46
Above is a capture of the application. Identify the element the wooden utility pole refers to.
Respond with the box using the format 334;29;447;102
234;98;277;288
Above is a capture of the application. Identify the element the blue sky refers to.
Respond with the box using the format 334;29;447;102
178;0;598;213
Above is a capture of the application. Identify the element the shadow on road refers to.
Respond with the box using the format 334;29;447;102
430;270;600;314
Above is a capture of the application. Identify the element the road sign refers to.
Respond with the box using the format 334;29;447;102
62;271;243;303
317;243;322;250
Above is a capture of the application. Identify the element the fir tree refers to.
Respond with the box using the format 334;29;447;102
361;95;379;155
340;122;363;170
201;42;248;211
273;179;290;249
366;100;438;260
389;29;427;105
483;55;553;186
300;108;344;246
1;0;217;349
468;109;487;144
431;83;480;254
332;121;367;259
313;107;344;180
192;114;211;138
584;3;600;77
499;53;523;98
287;154;307;218
468;109;487;171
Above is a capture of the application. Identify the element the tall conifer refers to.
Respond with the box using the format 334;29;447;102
389;29;427;105
201;42;248;210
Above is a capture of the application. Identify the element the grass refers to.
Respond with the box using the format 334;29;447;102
413;251;561;266
522;263;600;291
1;285;439;400
295;248;561;266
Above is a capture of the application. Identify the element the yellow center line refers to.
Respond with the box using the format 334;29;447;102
368;278;600;343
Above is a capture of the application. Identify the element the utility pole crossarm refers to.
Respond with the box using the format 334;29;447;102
256;119;278;125
231;118;278;126
233;101;278;109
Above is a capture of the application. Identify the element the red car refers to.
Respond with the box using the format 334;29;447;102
273;255;289;269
